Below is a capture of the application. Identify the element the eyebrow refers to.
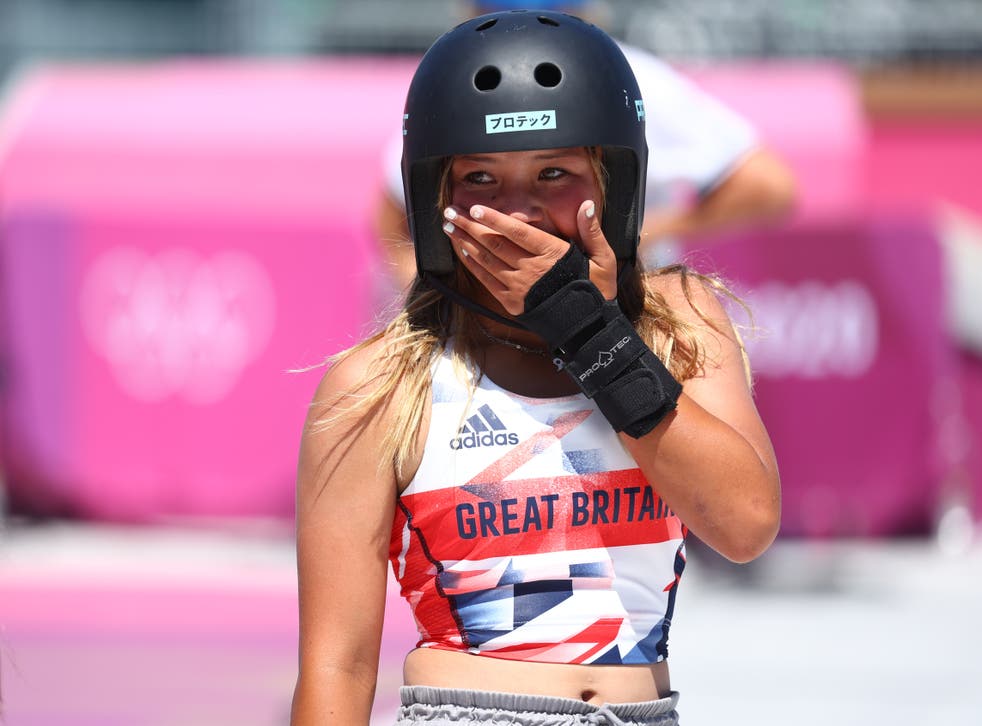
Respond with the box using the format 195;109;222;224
457;150;583;163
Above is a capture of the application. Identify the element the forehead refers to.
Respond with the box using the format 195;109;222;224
453;147;592;165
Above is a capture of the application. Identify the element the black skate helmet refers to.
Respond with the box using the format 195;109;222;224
402;9;648;278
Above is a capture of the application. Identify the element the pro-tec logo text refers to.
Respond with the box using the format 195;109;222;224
578;336;631;383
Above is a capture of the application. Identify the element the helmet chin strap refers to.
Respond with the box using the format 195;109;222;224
422;271;528;330
421;259;636;333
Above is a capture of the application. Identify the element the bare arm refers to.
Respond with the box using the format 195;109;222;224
291;343;399;725
621;276;780;563
640;147;797;249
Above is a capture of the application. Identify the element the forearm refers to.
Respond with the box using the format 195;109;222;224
374;192;418;290
291;662;378;726
641;148;796;244
620;393;780;563
382;236;418;291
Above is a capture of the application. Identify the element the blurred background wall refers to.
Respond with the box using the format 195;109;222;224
1;0;981;537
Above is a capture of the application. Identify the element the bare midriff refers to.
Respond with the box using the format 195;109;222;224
403;647;671;705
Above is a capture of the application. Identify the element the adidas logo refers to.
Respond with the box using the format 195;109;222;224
449;404;520;450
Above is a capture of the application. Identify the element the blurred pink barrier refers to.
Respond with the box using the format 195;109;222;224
702;213;955;537
866;119;982;217
960;353;982;521
1;58;958;530
0;58;415;520
865;119;982;523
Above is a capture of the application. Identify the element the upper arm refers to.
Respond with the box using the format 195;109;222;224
656;274;777;473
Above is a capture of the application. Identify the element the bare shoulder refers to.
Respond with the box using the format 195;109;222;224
644;268;734;330
297;337;400;500
301;336;406;450
643;268;746;358
314;337;391;394
642;267;756;399
300;333;430;492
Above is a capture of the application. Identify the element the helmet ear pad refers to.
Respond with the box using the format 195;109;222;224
409;158;455;276
600;147;644;264
411;147;643;278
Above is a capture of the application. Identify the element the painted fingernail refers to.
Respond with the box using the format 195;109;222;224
470;205;484;220
460;246;470;258
444;207;457;221
585;201;595;219
443;221;455;235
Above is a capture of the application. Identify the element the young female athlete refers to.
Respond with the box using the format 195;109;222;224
292;10;780;725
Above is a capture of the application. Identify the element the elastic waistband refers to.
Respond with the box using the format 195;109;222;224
398;685;679;724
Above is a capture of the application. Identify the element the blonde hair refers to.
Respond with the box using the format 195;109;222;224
310;151;744;477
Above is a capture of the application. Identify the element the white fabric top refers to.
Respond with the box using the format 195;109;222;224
389;346;688;664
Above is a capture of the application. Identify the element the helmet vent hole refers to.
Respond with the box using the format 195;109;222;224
534;63;562;88
474;66;502;91
475;19;498;31
537;16;560;27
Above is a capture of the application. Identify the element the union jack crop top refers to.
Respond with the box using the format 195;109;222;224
389;345;688;665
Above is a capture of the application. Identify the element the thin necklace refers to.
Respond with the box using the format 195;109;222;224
477;324;565;371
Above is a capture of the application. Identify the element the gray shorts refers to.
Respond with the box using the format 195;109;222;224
395;685;680;725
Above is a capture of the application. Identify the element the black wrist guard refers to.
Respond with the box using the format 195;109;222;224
517;246;682;438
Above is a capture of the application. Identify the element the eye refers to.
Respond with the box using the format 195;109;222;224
539;167;567;180
463;170;495;185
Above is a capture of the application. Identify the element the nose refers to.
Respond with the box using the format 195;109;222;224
493;186;545;225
